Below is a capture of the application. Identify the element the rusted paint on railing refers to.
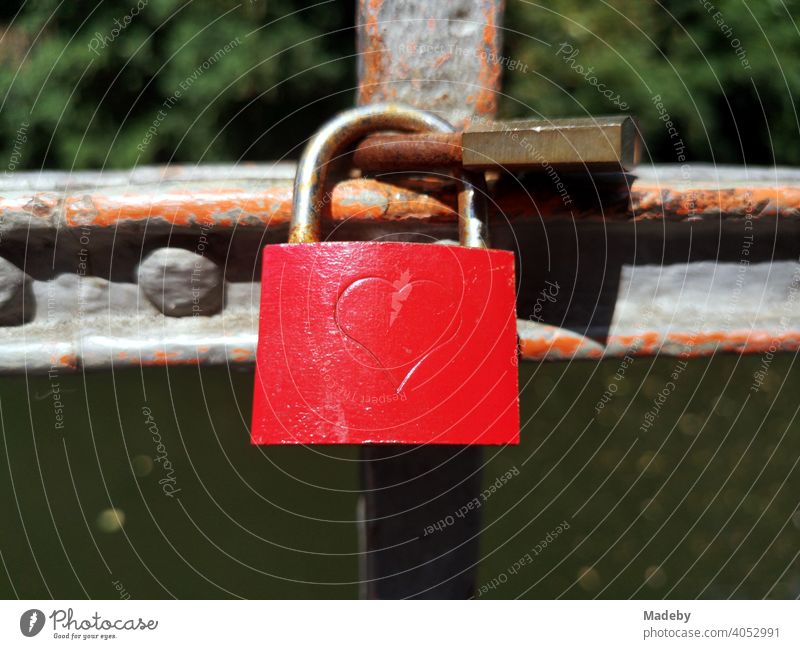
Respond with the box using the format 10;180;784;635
472;1;502;120
2;179;458;231
356;0;386;109
5;168;800;234
517;328;800;362
633;185;800;220
13;316;800;376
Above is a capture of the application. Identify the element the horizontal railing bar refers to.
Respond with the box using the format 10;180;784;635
0;162;798;373
2;164;800;237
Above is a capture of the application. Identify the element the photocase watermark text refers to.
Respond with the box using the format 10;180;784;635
556;42;629;110
141;406;180;498
88;1;149;56
699;0;752;70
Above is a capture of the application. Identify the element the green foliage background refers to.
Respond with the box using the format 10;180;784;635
1;0;798;169
502;0;800;165
0;0;357;170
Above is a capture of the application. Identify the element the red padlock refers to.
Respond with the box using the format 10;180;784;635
251;104;519;444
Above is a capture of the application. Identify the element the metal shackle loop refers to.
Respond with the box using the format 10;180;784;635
289;102;488;248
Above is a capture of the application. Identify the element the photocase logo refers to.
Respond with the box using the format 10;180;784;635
20;609;45;637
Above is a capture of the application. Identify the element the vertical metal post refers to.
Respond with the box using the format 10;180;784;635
356;0;505;599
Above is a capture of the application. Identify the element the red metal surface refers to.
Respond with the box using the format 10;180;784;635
251;241;519;444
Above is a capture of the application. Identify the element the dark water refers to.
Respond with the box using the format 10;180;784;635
1;354;798;599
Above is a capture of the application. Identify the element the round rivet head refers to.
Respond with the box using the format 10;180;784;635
137;248;223;317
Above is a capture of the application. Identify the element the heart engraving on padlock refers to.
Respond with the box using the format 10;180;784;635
335;274;460;393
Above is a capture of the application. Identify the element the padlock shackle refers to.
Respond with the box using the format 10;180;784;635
289;103;488;248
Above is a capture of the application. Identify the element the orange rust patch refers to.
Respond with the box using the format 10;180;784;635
471;2;501;120
57;181;459;228
230;347;254;362
612;331;663;355
659;330;800;355
63;188;294;228
50;353;78;369
0;194;59;220
137;350;200;366
519;329;800;361
11;178;800;232
332;178;453;221
26;193;60;217
356;0;387;106
520;332;602;360
138;359;200;366
434;52;451;68
633;185;800;220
